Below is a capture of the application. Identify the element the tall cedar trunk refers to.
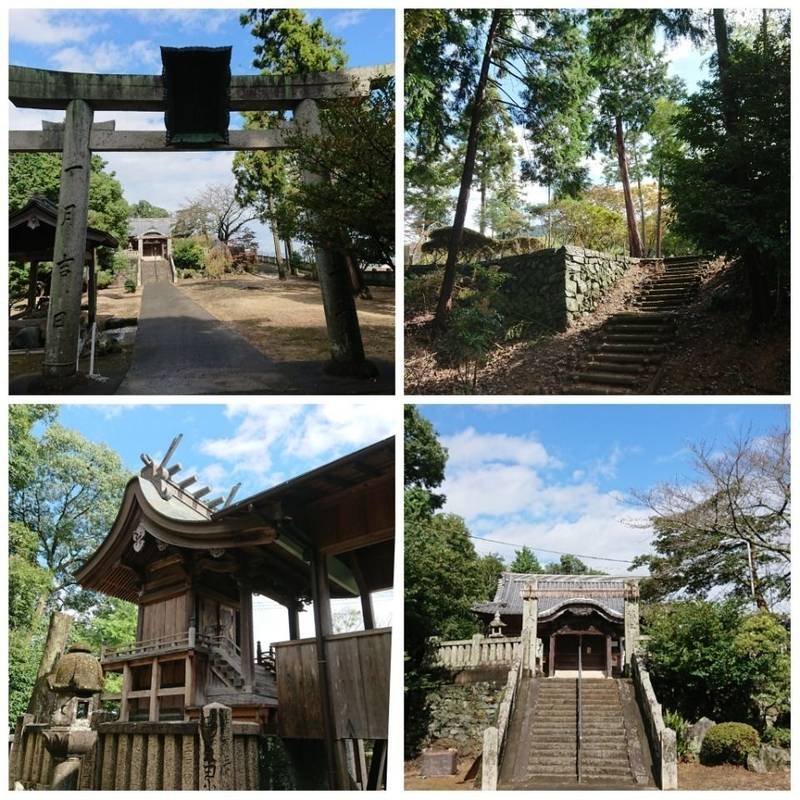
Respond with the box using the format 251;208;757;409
631;144;648;254
434;9;503;326
479;180;487;236
266;194;286;280
27;611;72;722
284;239;296;274
655;162;664;258
615;115;644;257
714;8;768;326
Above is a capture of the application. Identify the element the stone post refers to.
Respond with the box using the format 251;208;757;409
624;579;640;672
481;726;498;791
470;633;484;667
9;713;33;787
199;703;234;790
521;581;539;674
44;98;93;380
294;99;377;378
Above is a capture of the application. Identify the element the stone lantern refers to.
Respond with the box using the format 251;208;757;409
42;643;104;790
488;611;507;638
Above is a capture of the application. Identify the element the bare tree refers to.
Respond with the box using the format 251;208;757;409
174;184;260;246
632;426;790;610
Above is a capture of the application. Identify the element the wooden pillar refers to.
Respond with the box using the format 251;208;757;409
238;580;255;693
548;634;556;678
294;99;376;378
287;605;300;641
184;653;194;714
43;98;93;380
149;657;160;722
606;634;612;678
347;553;374;630
26;260;40;314
120;663;132;722
310;545;339;789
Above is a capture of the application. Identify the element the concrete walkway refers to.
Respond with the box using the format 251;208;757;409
117;282;285;394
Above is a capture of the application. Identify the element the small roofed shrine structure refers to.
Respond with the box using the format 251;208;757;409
10;434;394;790
9;195;117;317
472;573;640;678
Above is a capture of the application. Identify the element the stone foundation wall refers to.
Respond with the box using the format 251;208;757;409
495;245;635;330
424;681;505;756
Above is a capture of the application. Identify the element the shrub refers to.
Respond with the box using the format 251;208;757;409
111;249;132;275
172;239;205;270
204;245;231;279
96;270;114;290
405;270;445;317
762;727;790;749
123;278;137;294
179;269;197;280
663;709;691;761
700;722;760;766
441;306;503;392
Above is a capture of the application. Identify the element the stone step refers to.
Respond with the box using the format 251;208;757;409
604;323;672;334
573;371;640;387
599;342;668;354
590;354;663;368
603;334;667;345
569;383;636;395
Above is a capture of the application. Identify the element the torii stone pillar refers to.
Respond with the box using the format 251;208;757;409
521;581;539;674
44;99;94;380
294;99;377;378
623;579;640;673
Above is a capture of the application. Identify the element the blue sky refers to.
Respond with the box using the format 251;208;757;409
51;401;397;640
417;404;789;573
9;8;394;254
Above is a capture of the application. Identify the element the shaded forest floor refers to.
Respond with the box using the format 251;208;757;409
405;258;788;395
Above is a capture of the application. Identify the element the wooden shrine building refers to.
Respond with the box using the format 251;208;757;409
473;573;640;678
10;435;394;791
9;194;117;316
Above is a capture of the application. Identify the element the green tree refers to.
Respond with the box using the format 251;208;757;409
588;10;679;257
545;554;605;575
9;405;56;493
476;552;506;600
668;10;790;326
644;600;789;729
509;546;543;573
129;199;169;218
235;9;347;279
404;405;448;512
10;422;130;609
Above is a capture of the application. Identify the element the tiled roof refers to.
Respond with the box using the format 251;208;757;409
472;572;637;620
128;217;174;238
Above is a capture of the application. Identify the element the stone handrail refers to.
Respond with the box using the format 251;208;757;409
435;634;522;670
631;653;677;790
481;649;524;790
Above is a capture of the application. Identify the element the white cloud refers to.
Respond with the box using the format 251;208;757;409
132;9;230;35
199;403;395;480
50;41;126;74
10;10;105;46
442;427;554;469
445;463;542;518
331;11;366;30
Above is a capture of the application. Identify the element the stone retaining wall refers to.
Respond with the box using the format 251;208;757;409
424;682;504;757
495;245;635;330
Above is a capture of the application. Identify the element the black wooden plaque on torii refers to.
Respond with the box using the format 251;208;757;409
161;45;231;146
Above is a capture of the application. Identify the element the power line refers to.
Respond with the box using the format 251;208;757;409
468;533;638;565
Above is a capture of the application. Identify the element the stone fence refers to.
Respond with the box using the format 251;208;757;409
495;245;637;330
481;649;525;791
631;653;678;790
435;635;522;671
9;703;261;791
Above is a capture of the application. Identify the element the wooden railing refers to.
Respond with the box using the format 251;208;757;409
101;631;194;662
435;634;522;670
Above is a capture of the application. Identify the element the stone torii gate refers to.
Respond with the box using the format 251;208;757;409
9;50;393;385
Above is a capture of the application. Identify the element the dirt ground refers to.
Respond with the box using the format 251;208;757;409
181;273;395;364
405;258;789;395
403;760;790;791
677;762;790;790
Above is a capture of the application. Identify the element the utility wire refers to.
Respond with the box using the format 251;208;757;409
468;533;638;565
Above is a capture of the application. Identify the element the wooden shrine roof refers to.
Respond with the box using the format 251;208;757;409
9;195;118;261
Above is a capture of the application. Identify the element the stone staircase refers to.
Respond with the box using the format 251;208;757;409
140;257;172;284
500;678;653;789
569;256;707;394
